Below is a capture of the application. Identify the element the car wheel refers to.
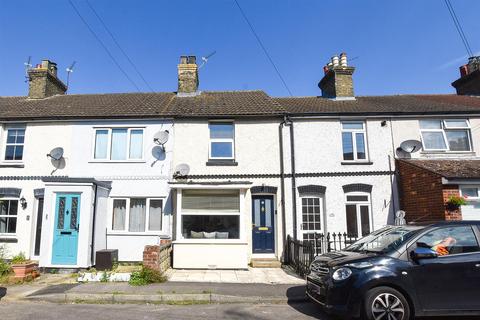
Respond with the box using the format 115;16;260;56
363;286;411;320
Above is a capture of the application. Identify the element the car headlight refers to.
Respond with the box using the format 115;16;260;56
332;267;352;281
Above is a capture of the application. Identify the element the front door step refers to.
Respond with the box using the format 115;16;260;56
251;258;281;268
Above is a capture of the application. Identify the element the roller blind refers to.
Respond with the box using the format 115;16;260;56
182;190;240;212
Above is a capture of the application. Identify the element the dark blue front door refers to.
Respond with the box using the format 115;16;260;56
252;196;274;253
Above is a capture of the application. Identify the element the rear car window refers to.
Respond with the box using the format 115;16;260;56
416;226;480;256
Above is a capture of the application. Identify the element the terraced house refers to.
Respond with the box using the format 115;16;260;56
1;54;480;270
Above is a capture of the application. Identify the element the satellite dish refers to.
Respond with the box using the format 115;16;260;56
399;140;422;153
47;147;64;161
174;163;190;177
153;130;169;146
151;146;165;160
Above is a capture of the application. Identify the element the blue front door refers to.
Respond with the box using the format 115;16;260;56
52;194;81;265
252;196;275;253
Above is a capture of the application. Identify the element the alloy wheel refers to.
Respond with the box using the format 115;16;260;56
371;292;405;320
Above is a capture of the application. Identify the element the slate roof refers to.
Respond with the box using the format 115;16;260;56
400;159;480;179
2;91;480;120
275;94;480;115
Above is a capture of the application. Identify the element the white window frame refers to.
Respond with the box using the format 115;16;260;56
0;198;19;235
419;119;472;152
208;122;235;160
460;186;480;200
3;125;26;163
176;188;244;242
91;127;145;162
109;197;163;234
299;195;324;241
345;192;372;237
341;121;369;162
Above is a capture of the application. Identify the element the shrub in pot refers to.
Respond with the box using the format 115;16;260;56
10;252;38;279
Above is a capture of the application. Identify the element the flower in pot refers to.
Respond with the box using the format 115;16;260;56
10;252;38;279
445;195;467;212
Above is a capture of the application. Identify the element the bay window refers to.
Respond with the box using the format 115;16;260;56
111;198;162;232
420;119;472;152
341;121;368;161
180;190;240;239
0;200;18;234
94;128;144;161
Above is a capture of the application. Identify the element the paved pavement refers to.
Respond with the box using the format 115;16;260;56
0;301;331;320
166;267;305;284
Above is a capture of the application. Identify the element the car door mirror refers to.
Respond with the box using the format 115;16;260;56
411;247;438;261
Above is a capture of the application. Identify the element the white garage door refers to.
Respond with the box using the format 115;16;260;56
460;186;480;221
462;202;480;221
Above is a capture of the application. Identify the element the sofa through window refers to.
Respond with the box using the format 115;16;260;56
181;189;240;239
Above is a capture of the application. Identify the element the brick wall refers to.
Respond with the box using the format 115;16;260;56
397;160;445;222
442;185;463;221
143;240;172;272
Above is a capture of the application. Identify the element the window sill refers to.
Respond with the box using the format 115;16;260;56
107;231;167;236
0;236;18;243
341;161;373;165
89;160;146;164
206;160;238;166
420;151;475;155
173;239;247;245
0;163;24;168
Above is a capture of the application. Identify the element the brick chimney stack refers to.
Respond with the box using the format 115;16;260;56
27;60;67;99
452;56;480;96
177;56;199;96
318;53;355;100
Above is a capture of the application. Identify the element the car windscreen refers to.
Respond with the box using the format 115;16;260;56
345;226;421;253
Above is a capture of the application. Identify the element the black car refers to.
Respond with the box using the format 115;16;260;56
306;221;480;319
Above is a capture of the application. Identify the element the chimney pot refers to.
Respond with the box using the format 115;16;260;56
319;52;355;99
177;55;199;95
27;59;67;99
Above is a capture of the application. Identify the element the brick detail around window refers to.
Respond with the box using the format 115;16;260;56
142;240;172;272
442;185;463;221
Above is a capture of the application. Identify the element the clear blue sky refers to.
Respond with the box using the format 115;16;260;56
1;0;479;97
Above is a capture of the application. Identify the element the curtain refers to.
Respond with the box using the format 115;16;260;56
112;199;126;230
94;130;108;159
148;200;162;231
129;199;146;232
111;129;128;160
129;129;143;159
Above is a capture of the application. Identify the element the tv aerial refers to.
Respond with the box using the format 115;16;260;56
24;56;32;82
199;51;217;69
173;163;190;178
66;61;76;90
153;130;169;151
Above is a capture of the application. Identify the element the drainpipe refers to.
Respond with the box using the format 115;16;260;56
279;117;287;258
285;116;298;240
90;184;98;266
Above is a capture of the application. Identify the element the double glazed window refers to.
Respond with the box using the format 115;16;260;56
94;128;144;160
341;121;367;161
111;198;163;232
345;193;371;238
301;197;323;241
420;119;472;152
209;122;234;159
4;127;25;161
0;200;18;234
181;190;240;239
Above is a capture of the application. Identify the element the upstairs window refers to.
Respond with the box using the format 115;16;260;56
341;121;367;161
420;119;472;152
94;128;144;161
4;127;25;161
209;122;234;159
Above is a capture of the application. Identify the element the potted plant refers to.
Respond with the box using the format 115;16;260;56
10;252;38;280
445;195;467;211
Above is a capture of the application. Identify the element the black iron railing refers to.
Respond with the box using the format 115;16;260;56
284;232;359;277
